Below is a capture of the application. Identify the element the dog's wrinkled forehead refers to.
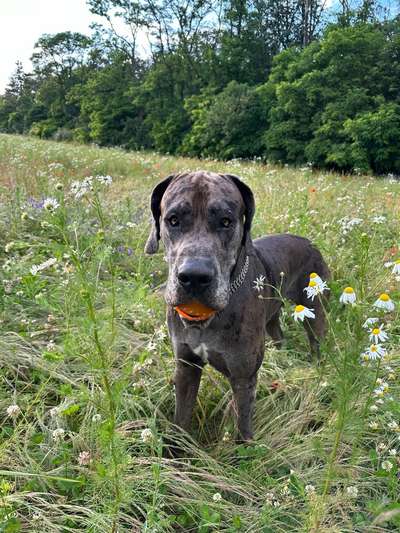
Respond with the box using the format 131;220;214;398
161;171;245;215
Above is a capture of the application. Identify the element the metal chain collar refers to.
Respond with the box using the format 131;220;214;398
228;255;249;295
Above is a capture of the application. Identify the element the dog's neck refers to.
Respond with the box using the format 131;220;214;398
229;245;249;295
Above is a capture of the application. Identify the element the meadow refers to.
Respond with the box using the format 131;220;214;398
0;133;399;532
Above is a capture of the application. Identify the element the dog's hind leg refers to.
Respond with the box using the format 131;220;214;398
266;313;284;348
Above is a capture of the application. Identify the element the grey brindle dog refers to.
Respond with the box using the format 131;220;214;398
145;171;330;441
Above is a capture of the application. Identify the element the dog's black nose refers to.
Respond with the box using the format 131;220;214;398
178;259;214;292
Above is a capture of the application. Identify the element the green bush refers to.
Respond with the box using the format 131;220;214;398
181;81;266;159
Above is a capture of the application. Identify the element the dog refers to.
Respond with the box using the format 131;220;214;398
145;171;330;441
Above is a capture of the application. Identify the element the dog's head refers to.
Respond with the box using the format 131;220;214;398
145;171;255;323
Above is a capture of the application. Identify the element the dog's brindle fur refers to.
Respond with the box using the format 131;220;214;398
145;171;330;441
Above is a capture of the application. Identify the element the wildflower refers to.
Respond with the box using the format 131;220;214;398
388;421;399;432
46;340;57;351
55;182;63;191
374;382;389;397
377;442;387;453
21;211;28;220
146;341;157;352
141;428;153;443
253;275;266;292
373;293;395;312
43;198;60;212
6;404;21;418
369;421;379;430
346;486;358;497
49;407;59;418
362;344;386;361
212;492;222;502
292;304;315;322
92;414;102;423
363;317;379;329
303;279;329;301
391;260;400;275
30;257;57;276
372;215;386;224
305;484;316;495
369;325;388;344
389;449;397;456
339;287;356;305
381;460;394;472
78;451;91;466
222;431;230;442
52;428;65;442
5;242;15;253
369;405;378;412
96;175;113;186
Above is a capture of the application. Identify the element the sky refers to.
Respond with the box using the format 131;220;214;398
0;0;98;92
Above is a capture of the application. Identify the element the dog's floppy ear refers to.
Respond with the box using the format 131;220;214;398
144;174;175;254
223;174;255;244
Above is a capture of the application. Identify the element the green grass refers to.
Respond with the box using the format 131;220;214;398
0;134;399;532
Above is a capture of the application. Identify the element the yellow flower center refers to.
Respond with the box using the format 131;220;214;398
344;287;354;294
372;328;380;335
310;272;319;279
379;293;390;302
371;345;377;352
295;305;305;313
309;280;317;287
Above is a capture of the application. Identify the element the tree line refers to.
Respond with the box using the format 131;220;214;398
1;0;399;174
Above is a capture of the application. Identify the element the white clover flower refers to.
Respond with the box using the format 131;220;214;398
92;414;102;423
141;428;153;443
292;304;315;322
305;484;316;495
391;260;400;275
78;451;91;466
52;428;65;442
377;442;387;453
369;404;378;412
389;448;397;456
43;198;60;212
5;242;15;253
369;325;388;344
381;460;394;472
362;344;386;361
346;486;358;497
303;279;329;301
373;293;395;312
6;404;21;417
49;407;59;418
339;287;356;305
96;175;113;186
363;317;379;329
388;421;399;431
253;275;266;292
212;492;222;502
222;431;230;442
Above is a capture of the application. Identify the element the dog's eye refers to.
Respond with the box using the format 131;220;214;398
168;215;179;227
221;217;232;228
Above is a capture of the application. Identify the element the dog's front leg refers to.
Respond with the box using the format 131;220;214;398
173;358;203;432
230;374;257;442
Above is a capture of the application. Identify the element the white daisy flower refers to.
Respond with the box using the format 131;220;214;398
362;344;386;361
43;197;60;211
369;325;388;344
292;304;315;322
363;317;379;329
253;275;266;292
388;420;399;431
309;272;323;285
373;293;395;312
339;287;356;304
303;279;329;301
392;259;400;275
96;175;113;186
